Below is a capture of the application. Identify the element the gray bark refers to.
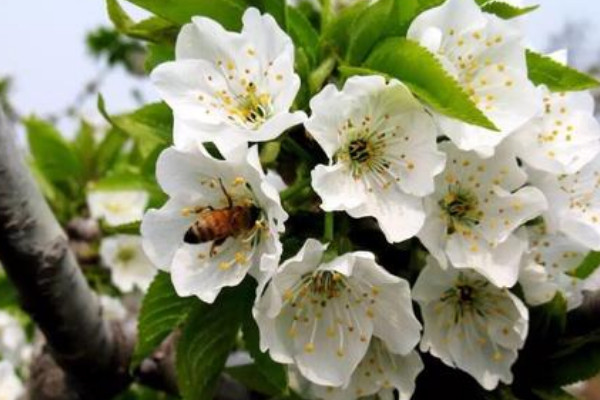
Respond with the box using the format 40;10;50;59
0;107;252;399
0;107;131;398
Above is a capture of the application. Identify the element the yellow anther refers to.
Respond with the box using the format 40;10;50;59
219;262;232;271
304;343;315;353
283;289;294;301
234;252;248;265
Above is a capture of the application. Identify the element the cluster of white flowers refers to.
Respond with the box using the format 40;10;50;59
0;361;24;400
87;190;156;294
140;0;600;397
0;311;29;400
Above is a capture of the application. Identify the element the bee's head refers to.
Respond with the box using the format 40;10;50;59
249;205;262;222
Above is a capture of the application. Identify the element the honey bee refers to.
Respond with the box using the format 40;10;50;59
184;179;261;256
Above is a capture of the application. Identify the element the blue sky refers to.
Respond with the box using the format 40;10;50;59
1;0;599;135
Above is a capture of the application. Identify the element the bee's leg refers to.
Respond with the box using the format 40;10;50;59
218;178;233;208
193;205;214;214
210;237;226;256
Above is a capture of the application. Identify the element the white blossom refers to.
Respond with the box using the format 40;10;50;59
141;145;287;303
254;239;421;387
528;154;600;250
308;339;423;400
100;234;156;293
508;86;600;175
418;141;547;287
87;190;149;227
407;0;540;157
151;8;306;155
518;224;597;310
0;361;24;400
413;258;529;390
0;312;27;368
307;75;446;243
265;169;288;193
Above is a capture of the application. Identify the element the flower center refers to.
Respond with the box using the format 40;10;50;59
439;273;500;324
281;270;380;356
116;246;136;264
337;128;393;183
105;201;127;214
222;82;273;130
307;271;347;298
439;185;481;234
457;284;474;303
348;139;372;163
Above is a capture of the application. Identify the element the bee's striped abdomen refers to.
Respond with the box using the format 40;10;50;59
184;210;233;244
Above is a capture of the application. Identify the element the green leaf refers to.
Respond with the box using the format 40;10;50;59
145;43;175;72
346;0;443;65
226;364;284;397
176;286;248;400
95;128;128;176
100;220;142;236
541;329;600;386
573;251;600;280
91;172;151;192
107;0;178;43
0;272;19;310
131;272;196;370
309;56;337;94
28;161;71;222
123;0;246;28
141;145;164;178
241;312;288;395
25;117;84;184
286;6;319;65
99;97;172;157
363;37;498;131
482;2;539;19
293;47;312;109
347;0;401;65
73;120;97;180
321;0;370;56
527;50;600;92
248;0;288;28
338;65;387;80
530;292;568;344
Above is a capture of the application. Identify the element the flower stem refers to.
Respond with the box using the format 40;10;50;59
309;56;337;94
323;212;334;243
321;0;333;30
280;177;311;202
282;136;313;162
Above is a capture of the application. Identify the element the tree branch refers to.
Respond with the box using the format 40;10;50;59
0;107;131;398
0;107;254;399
